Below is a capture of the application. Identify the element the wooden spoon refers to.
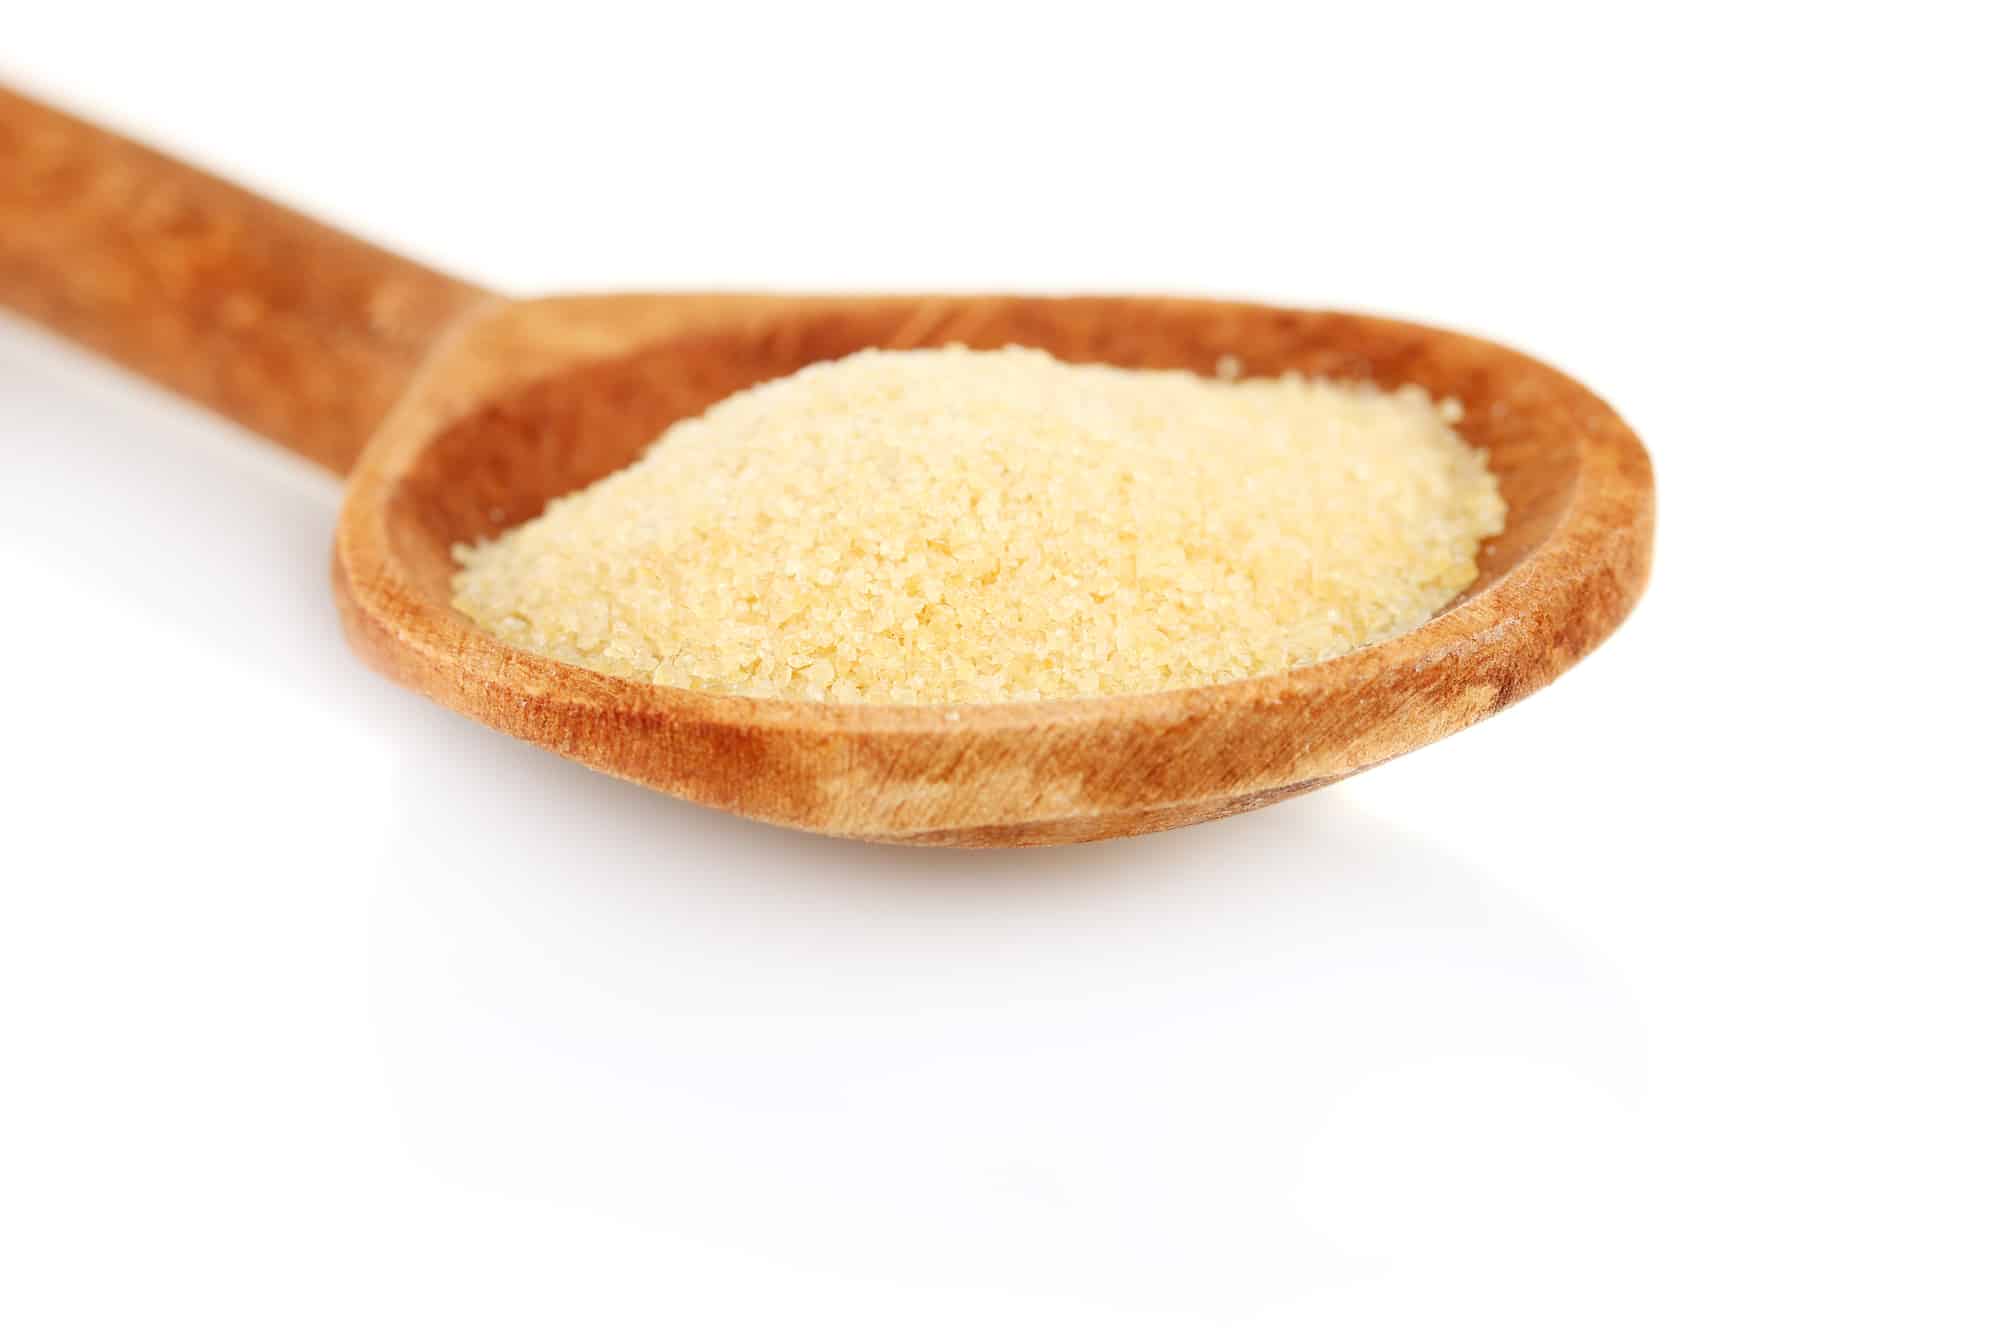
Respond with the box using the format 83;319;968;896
0;86;1653;846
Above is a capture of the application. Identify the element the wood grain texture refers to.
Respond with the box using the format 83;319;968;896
0;86;492;474
333;294;1654;845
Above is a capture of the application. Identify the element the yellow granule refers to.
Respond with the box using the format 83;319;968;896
451;347;1505;705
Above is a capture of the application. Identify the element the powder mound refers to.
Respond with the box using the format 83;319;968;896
451;346;1506;705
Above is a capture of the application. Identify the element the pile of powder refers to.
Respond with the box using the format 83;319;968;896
451;346;1505;705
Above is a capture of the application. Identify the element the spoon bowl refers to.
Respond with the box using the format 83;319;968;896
333;293;1651;844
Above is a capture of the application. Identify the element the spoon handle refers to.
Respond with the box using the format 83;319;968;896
0;84;492;476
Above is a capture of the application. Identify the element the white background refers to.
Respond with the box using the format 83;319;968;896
4;3;1996;1328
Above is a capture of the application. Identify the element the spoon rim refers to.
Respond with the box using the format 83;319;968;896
331;292;1652;841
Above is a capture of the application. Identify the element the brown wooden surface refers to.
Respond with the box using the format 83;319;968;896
0;85;492;474
1;84;1654;846
334;294;1654;845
